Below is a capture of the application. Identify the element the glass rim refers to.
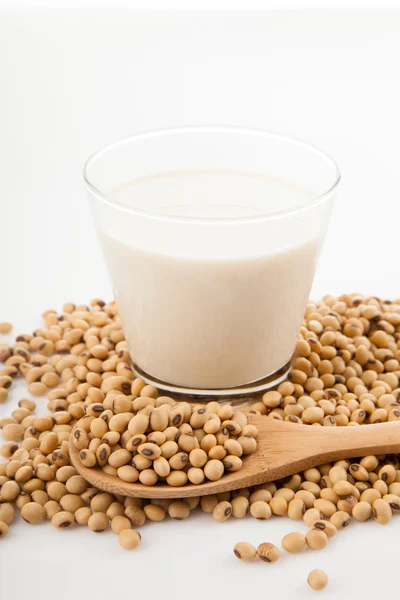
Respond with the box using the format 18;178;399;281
83;126;341;225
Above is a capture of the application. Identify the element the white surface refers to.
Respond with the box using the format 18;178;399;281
1;8;400;600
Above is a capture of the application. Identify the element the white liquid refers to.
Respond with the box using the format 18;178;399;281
99;171;319;389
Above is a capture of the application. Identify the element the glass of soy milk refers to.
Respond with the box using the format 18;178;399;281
84;127;340;400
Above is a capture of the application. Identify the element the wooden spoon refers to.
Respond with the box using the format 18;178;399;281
69;416;400;499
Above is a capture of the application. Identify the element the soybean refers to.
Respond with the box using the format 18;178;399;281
118;529;141;550
306;529;328;550
257;542;280;562
281;532;306;553
233;542;256;561
308;569;328;591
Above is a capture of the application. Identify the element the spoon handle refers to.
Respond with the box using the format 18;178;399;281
287;420;400;466
251;418;400;485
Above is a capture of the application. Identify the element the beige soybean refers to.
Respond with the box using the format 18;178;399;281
90;418;108;438
0;521;9;539
349;463;369;481
35;464;54;482
308;569;328;591
118;529;141;550
304;508;323;526
21;502;45;524
333;480;354;497
314;498;337;518
1;481;20;502
60;494;84;513
187;467;204;485
237;436;257;455
106;502;125;520
44;500;61;520
306;466;324;481
329;466;348;483
189;448;208;468
305;529;328;550
56;466;77;483
133;454;152;471
224;439;243;457
250;501;271;520
257;542;280;563
143;504;166;522
360;455;379;471
379;464;396;484
330;511;351;529
16;493;31;510
204;459;224;482
233;542;257;561
360;488;381;505
0;504;15;525
221;455;242;472
88;512;109;532
31;490;49;506
79;450;97;468
168;501;190;520
281;532;306;553
373;499;392;524
0;322;12;334
138;469;158;486
47;482;67;502
178;433;199;453
274;488;295;502
384;494;400;511
51;511;74;528
160;441;179;459
249;489;272;504
108;448;132;468
168;452;188;470
90;493;114;513
65;476;88;495
352;501;372;521
111;515;132;534
312;520;337;538
231;496;249;519
2;424;25;442
146;431;166;446
270;496;288;516
117;465;139;483
295;490;315;508
208;445;226;460
213;501;232;522
288;498;306;520
150;407;169;432
137;443;161;460
125;505;146;527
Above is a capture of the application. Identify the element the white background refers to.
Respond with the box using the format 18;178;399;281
1;5;400;600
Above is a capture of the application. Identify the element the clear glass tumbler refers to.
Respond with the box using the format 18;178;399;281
84;127;340;400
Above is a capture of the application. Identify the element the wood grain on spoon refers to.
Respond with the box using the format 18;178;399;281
69;415;400;499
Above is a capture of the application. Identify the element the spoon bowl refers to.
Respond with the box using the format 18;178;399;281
69;416;400;499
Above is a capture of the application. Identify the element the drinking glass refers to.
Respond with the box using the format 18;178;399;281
84;127;340;400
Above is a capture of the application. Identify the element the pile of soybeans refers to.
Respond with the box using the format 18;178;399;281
1;293;400;589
